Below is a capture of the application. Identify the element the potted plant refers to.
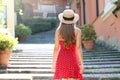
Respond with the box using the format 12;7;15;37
15;24;32;42
113;0;120;6
112;0;120;17
0;33;18;68
79;24;97;51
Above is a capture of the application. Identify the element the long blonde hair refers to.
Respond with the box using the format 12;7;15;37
59;23;76;48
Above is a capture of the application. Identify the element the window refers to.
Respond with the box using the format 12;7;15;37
96;0;99;16
101;0;116;20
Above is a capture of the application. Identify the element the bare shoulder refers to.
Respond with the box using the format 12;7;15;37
75;27;81;35
55;28;59;34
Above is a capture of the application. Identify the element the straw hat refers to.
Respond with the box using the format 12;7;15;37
58;9;79;24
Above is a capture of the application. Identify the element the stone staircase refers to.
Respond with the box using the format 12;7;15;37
0;44;120;80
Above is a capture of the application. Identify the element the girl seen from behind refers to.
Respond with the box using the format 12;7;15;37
52;9;84;80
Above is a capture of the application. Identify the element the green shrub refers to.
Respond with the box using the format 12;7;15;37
30;22;52;34
15;24;32;37
22;18;57;34
0;34;18;51
79;24;97;41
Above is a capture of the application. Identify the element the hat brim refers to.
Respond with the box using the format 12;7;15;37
58;13;79;24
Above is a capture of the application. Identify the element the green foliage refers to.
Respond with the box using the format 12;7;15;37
113;0;119;5
22;18;57;34
15;24;32;37
70;0;74;6
79;24;97;41
14;0;24;24
0;34;18;51
30;22;52;34
14;0;24;13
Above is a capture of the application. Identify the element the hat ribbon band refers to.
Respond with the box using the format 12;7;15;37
63;16;74;21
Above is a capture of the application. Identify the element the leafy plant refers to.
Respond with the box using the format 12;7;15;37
70;0;74;6
22;18;57;34
113;0;120;4
0;34;18;51
15;24;32;37
79;24;97;41
14;0;24;24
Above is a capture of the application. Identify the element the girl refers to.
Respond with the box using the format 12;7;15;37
52;9;84;80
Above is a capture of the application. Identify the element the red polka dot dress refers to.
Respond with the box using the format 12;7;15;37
54;41;83;80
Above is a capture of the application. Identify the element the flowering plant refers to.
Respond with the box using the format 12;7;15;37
0;34;18;51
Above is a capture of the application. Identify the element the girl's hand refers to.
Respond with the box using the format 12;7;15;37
51;64;56;72
80;65;84;74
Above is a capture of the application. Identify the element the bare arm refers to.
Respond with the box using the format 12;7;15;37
76;29;84;66
52;29;59;65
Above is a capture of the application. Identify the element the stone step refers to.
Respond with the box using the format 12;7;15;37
83;51;120;54
11;53;120;57
8;64;51;69
9;59;52;61
10;57;52;59
9;58;120;65
0;74;53;80
7;64;120;69
0;73;120;79
9;57;120;62
13;51;119;54
11;55;53;57
7;64;120;70
7;63;120;69
11;53;120;58
5;68;120;74
11;55;120;60
9;58;120;64
84;56;120;59
0;74;32;80
10;57;119;61
10;55;120;59
84;74;120;78
83;54;120;57
85;61;120;65
85;64;120;68
3;44;120;79
12;53;53;56
9;61;52;64
84;58;120;62
85;68;120;73
6;69;53;73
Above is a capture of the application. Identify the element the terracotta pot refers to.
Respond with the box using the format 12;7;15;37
0;51;11;66
83;40;95;51
19;36;26;42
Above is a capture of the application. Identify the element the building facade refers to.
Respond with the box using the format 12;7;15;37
68;0;120;50
22;0;56;18
55;0;120;51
